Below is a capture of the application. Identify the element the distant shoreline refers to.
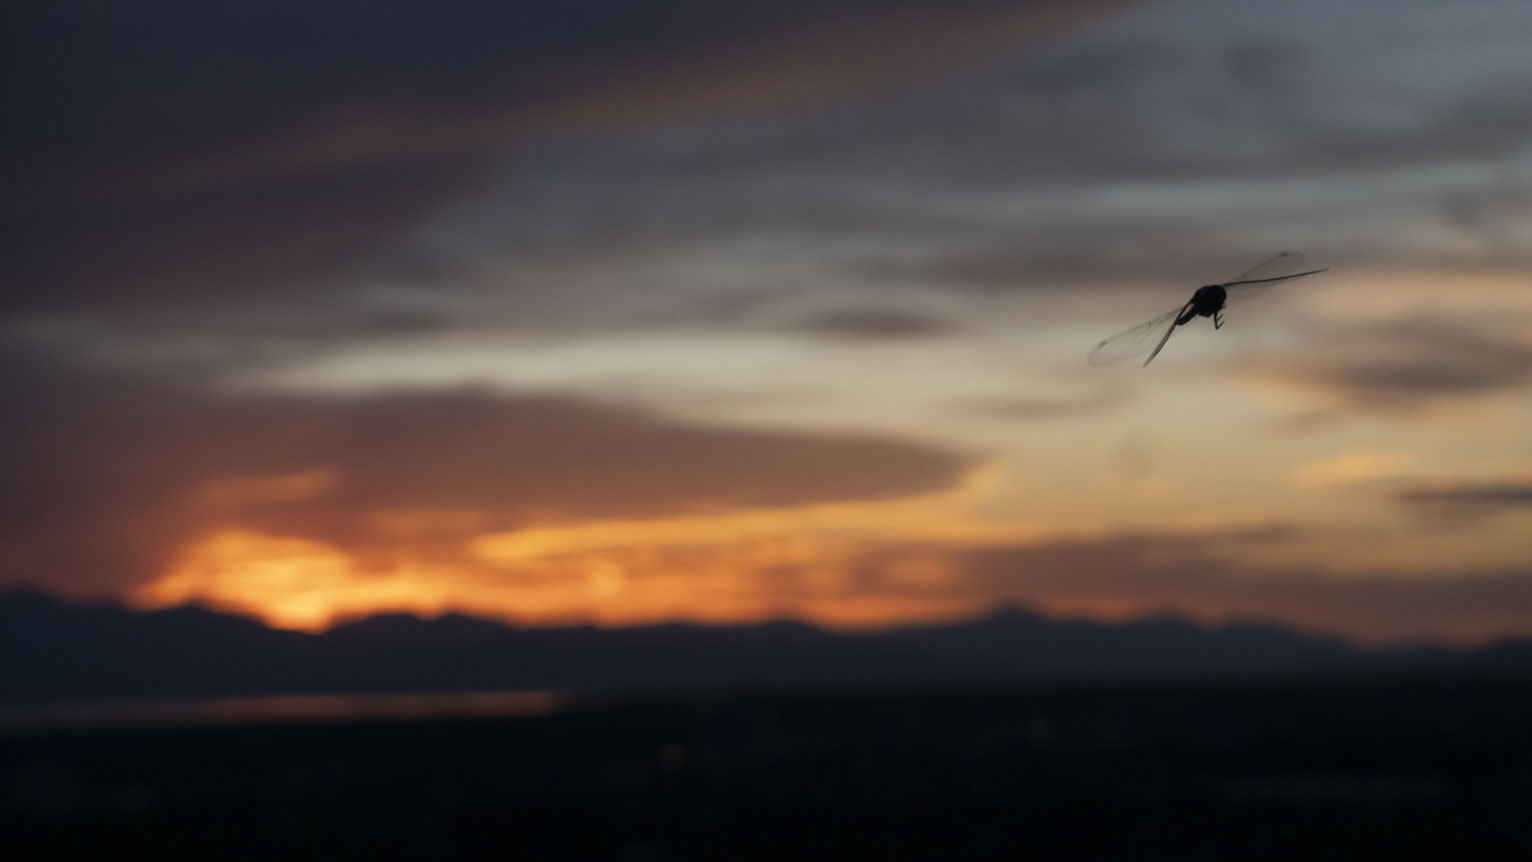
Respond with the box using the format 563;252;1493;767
0;690;565;735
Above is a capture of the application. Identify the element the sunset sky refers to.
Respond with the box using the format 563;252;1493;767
4;0;1531;645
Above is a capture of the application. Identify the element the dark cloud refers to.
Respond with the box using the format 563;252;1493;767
960;5;1532;185
24;0;1530;350
791;307;962;340
2;0;1134;315
1394;481;1532;521
377;0;1532;318
6;160;482;311
850;239;1336;298
1241;319;1532;419
954;387;1129;420
0;347;970;595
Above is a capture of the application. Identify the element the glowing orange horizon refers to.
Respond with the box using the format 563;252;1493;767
128;528;995;634
132;466;1024;632
123;448;1532;647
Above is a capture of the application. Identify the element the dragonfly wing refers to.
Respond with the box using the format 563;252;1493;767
1222;251;1328;305
1141;305;1186;366
1087;305;1183;366
1230;251;1309;282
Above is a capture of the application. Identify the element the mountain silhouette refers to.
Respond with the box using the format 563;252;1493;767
1;591;1522;704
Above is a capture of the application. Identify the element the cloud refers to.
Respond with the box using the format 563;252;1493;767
2;0;1137;317
18;0;1532;360
6;160;483;312
212;521;1531;644
789;307;963;340
1393;480;1532;523
287;0;1532;353
0;346;971;596
1292;450;1421;488
1240;319;1532;420
954;387;1130;420
1395;483;1532;507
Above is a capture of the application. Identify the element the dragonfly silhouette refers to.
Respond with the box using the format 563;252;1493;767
1087;252;1328;367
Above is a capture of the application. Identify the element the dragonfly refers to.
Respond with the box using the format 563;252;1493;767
1087;252;1328;367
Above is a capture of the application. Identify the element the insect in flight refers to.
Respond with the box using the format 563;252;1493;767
1087;252;1328;367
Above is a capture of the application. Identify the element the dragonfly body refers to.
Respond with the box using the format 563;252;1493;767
1177;284;1228;326
1087;253;1328;367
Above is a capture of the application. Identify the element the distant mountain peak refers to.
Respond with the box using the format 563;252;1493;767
0;589;1522;705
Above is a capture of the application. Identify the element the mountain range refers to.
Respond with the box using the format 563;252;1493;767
2;590;1528;704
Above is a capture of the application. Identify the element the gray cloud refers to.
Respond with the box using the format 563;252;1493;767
1394;481;1532;522
790;307;963;340
953;387;1130;420
18;0;1532;360
1241;318;1532;419
326;0;1532;350
3;0;1135;317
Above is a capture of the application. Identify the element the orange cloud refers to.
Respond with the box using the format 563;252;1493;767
130;519;1532;646
128;465;1009;631
0;349;972;598
1292;451;1421;488
130;527;982;633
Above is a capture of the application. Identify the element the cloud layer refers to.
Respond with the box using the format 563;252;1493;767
1240;318;1532;419
0;347;969;595
3;0;1134;315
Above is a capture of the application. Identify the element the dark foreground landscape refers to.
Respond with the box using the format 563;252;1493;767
4;679;1531;860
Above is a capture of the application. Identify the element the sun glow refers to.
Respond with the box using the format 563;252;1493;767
129;531;471;631
127;526;991;633
125;467;1034;632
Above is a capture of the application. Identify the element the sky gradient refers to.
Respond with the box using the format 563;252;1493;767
5;0;1531;645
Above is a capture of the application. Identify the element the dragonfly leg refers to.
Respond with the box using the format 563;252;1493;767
1214;310;1224;329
